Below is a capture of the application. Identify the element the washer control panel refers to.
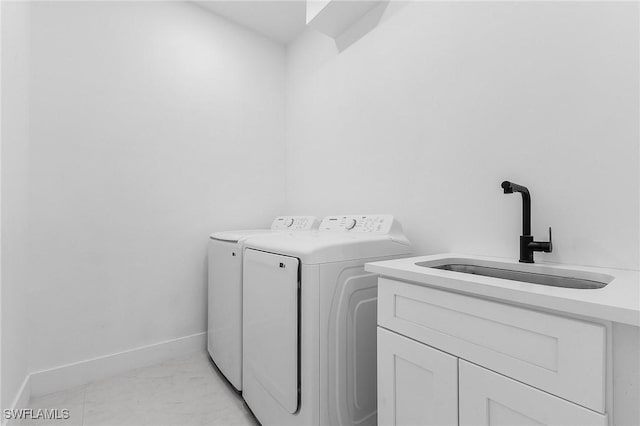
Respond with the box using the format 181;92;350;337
271;216;318;231
320;215;395;234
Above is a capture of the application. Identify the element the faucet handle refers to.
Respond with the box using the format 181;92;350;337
547;227;553;253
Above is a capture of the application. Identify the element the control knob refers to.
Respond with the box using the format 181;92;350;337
284;218;294;227
345;218;357;230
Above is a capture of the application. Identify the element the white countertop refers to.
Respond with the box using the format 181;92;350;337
365;253;640;327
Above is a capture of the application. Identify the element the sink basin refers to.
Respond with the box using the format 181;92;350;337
415;260;612;289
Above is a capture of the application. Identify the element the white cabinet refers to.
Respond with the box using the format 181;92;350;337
377;328;458;426
459;361;607;426
378;278;606;412
377;278;610;426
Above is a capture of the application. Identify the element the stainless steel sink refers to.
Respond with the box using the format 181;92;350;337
416;261;611;289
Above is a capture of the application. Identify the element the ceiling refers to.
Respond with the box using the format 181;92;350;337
195;1;308;44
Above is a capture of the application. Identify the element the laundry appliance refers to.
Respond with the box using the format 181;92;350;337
207;216;318;391
241;215;412;426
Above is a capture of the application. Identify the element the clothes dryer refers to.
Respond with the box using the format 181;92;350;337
242;215;412;425
208;216;318;391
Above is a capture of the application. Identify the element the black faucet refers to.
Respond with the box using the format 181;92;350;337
501;181;552;263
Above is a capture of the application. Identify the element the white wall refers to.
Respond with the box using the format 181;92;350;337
1;0;31;412
27;1;287;372
286;2;639;271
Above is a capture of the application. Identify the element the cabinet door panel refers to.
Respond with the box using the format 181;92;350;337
459;360;607;426
377;328;457;426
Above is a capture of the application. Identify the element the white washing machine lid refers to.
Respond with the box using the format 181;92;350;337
244;231;412;264
209;216;319;243
209;229;273;243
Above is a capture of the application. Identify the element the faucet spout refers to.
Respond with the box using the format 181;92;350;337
501;181;531;236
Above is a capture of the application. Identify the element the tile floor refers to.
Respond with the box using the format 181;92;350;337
22;352;258;426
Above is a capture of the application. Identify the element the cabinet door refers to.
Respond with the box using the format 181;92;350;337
377;328;458;426
459;360;608;426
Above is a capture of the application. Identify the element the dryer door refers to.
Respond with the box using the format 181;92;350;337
207;238;242;390
243;249;300;414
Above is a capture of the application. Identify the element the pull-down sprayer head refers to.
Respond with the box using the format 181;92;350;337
501;180;529;196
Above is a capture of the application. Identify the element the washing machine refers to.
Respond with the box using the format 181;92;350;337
207;216;318;391
242;215;412;426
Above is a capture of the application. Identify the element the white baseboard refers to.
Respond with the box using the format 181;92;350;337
3;374;31;426
28;332;206;399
